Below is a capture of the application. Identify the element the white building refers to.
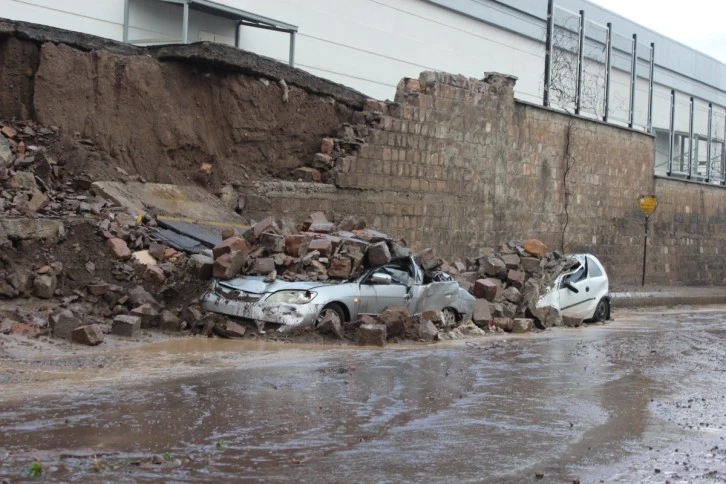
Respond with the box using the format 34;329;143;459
2;0;725;182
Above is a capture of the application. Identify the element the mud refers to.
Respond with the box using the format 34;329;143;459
2;306;726;482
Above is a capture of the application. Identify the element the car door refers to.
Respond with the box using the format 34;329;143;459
557;259;596;320
357;266;412;314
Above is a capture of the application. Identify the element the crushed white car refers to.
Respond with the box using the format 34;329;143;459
536;253;610;322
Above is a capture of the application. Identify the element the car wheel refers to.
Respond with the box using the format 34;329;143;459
442;308;458;328
316;303;345;327
593;298;609;322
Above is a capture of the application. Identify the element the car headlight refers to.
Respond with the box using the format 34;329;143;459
266;290;317;304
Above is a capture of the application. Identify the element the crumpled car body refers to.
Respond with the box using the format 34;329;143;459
201;256;475;329
536;253;610;322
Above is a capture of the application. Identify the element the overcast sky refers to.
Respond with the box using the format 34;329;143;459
589;0;726;63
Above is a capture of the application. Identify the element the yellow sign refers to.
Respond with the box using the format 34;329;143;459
639;195;657;217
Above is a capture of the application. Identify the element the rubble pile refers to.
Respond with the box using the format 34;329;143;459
207;211;415;284
0;119;580;350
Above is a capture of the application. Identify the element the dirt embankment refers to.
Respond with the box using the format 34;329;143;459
0;18;365;187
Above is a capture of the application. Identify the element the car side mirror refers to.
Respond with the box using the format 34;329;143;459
370;273;392;285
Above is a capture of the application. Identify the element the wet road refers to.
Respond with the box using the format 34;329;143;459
2;308;726;482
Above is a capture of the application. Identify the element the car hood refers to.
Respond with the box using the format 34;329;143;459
217;276;334;295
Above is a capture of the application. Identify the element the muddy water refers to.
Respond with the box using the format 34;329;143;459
2;309;726;482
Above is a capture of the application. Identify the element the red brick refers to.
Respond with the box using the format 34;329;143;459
106;238;131;260
212;236;249;260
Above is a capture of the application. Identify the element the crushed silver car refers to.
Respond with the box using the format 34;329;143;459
536;253;610;322
201;256;475;330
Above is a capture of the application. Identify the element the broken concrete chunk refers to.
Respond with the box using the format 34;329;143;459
127;285;158;307
159;310;181;331
72;324;104;346
520;256;542;273
112;315;141;337
308;238;333;257
148;243;166;261
293;166;321;182
284;234;312;257
358;323;387;347
481;256;507;278
493;317;513;332
213;250;247;279
507;270;526;290
502;286;523;304
320;137;334;154
562;315;583;327
133;250;157;266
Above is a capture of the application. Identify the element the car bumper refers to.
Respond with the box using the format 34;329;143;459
200;290;323;328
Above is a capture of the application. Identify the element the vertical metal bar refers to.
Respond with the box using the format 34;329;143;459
647;42;655;133
543;0;555;108
123;0;130;43
575;10;585;115
629;34;637;128
707;103;713;182
235;22;241;48
182;1;189;44
289;31;296;67
668;89;675;176
688;96;694;179
722;112;726;185
604;22;612;122
642;217;649;286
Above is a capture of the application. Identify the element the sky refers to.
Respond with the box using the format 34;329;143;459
589;0;726;63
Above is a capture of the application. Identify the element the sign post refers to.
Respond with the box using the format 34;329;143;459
638;195;658;286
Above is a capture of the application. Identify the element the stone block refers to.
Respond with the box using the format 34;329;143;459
493;317;513;332
507;270;526;290
502;286;522;304
72;324;104;346
106;238;131;259
358;323;387;346
366;241;391;267
481;256;507;278
159;310;181;331
520;257;542;273
131;303;159;328
33;274;56;299
249;257;275;275
308;238;333;257
511;318;533;333
317;313;344;339
501;253;521;269
328;258;352;279
472;299;492;326
213;250;247;279
523;239;548;258
378;307;413;338
53;310;84;339
472;278;499;301
112;315;141;337
285;234;312;256
188;254;214;280
212;236;249;260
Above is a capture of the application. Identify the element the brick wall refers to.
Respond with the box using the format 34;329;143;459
241;72;726;287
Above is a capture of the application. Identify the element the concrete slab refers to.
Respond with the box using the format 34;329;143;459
0;218;64;241
91;181;243;221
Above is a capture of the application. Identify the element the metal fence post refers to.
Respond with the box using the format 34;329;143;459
668;89;675;176
688;97;694;179
723;113;726;185
575;10;585;115
289;31;296;67
182;1;189;44
123;0;130;43
604;22;612;122
543;0;555;108
707;103;713;182
647;43;655;133
629;34;637;128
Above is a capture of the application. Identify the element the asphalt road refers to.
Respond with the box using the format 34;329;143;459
2;307;726;482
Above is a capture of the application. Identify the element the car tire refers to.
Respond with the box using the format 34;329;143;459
593;298;609;322
442;308;458;328
316;303;345;327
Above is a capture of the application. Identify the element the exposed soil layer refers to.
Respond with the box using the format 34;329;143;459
0;18;364;187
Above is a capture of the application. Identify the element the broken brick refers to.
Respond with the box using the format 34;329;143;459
212;236;249;260
72;324;104;346
106;237;131;260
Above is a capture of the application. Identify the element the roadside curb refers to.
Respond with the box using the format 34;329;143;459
611;290;726;308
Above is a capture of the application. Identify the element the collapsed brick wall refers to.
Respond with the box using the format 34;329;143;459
242;73;726;287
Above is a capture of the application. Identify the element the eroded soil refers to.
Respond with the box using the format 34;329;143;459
2;307;726;482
